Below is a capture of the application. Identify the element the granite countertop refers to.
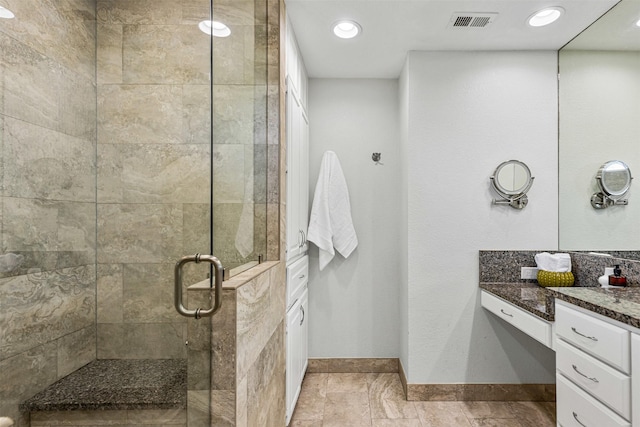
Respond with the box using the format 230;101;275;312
20;359;186;412
547;286;640;329
480;282;555;321
480;282;640;330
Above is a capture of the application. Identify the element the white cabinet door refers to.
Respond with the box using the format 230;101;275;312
286;288;309;425
286;85;302;261
285;79;309;262
633;334;640;427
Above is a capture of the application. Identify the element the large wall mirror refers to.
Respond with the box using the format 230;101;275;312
559;0;640;257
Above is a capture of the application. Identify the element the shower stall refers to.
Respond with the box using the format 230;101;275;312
0;0;281;425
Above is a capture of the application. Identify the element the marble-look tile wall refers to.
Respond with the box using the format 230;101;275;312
31;408;187;427
189;261;285;426
95;0;278;359
0;1;98;425
95;0;213;360
211;0;279;269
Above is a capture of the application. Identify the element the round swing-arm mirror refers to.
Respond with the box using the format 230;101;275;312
490;160;535;209
493;160;533;195
591;160;633;209
597;160;632;199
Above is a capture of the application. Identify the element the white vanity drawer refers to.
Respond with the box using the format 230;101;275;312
557;373;631;427
481;291;553;348
556;302;630;374
632;334;640;427
556;338;631;420
286;255;308;309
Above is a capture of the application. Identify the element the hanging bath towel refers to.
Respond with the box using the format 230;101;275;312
307;150;358;271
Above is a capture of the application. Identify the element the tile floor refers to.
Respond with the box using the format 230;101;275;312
290;373;557;427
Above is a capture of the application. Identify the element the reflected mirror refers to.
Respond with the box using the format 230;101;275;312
591;160;633;209
599;160;632;197
559;0;640;252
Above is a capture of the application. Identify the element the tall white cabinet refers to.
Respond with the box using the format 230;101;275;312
285;15;310;426
285;18;309;262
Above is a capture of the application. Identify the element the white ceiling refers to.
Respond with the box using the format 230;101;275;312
285;0;622;78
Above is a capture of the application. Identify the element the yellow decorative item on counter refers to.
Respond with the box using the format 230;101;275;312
537;270;574;287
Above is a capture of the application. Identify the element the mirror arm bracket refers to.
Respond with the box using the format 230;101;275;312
490;166;534;210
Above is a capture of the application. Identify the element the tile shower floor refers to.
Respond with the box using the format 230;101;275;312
290;373;556;427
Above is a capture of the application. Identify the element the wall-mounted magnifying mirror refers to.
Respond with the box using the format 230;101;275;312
591;160;633;209
490;160;534;209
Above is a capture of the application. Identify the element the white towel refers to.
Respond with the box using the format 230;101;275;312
307;151;358;271
534;252;572;272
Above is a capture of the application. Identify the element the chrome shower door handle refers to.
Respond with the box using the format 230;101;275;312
174;254;223;319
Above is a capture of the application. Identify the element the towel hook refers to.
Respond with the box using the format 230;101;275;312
372;152;383;165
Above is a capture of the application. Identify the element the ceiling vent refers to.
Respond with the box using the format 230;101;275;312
448;13;498;29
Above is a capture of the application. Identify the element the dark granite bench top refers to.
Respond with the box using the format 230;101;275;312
20;359;186;412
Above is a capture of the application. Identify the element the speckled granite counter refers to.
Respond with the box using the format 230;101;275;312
480;282;640;330
548;286;640;330
479;283;555;321
20;359;186;412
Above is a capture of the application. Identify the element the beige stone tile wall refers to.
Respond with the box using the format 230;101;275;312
230;262;286;427
95;0;212;360
0;1;98;426
31;408;187;427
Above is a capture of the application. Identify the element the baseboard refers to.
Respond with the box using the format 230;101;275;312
309;357;555;402
398;361;556;402
405;383;556;402
306;358;399;373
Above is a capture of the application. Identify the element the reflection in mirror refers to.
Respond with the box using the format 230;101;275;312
559;0;640;252
591;160;633;209
490;160;534;209
599;160;632;196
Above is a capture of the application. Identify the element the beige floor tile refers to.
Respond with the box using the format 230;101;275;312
301;373;329;395
291;387;326;421
372;419;424;427
292;371;556;427
289;420;323;427
369;373;419;419
326;373;371;393
469;420;523;427
460;402;515;419
414;401;472;427
542;402;556;423
506;402;555;427
323;391;372;426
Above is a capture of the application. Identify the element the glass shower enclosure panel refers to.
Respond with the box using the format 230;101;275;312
0;0;216;426
95;0;214;425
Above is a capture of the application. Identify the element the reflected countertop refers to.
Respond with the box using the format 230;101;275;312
480;282;640;329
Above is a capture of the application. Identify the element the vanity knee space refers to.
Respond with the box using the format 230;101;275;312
554;300;639;427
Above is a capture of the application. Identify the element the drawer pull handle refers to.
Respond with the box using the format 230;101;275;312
298;274;305;279
572;411;588;427
572;364;599;383
571;327;598;342
500;309;513;317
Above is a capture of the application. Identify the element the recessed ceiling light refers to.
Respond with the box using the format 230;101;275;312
527;7;564;27
0;6;15;19
332;20;361;39
635;18;640;28
198;20;231;37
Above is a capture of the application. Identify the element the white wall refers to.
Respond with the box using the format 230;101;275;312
307;79;401;357
402;51;558;383
559;50;640;250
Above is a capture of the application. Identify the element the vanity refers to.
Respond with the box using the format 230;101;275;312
480;282;640;427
